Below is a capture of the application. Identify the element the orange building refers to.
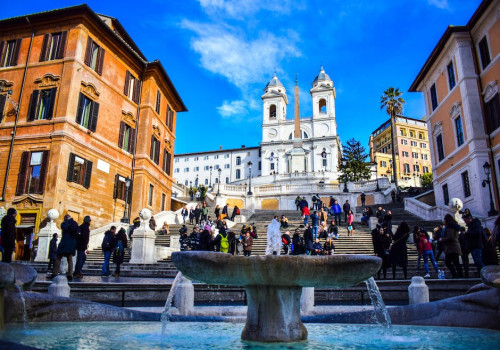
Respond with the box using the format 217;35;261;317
0;5;187;236
409;0;499;221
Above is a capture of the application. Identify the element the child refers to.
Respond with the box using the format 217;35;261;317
347;210;355;237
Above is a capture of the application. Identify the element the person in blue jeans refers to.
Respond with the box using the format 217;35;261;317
332;200;342;226
101;226;116;277
310;211;319;240
418;232;439;278
463;214;485;277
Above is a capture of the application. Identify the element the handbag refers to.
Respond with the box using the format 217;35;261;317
237;243;243;253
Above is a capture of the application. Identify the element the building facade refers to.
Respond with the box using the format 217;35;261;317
409;0;499;218
369;116;432;186
0;5;186;235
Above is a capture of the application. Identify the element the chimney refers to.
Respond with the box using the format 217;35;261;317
219;145;222;150
241;145;245;149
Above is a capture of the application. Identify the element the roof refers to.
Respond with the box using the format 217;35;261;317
175;146;260;157
265;73;284;90
312;66;332;84
409;0;494;92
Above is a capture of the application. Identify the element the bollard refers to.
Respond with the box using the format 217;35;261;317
408;276;429;304
48;276;71;298
300;287;314;314
172;275;194;315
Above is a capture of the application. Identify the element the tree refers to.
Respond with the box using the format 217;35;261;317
421;172;433;188
338;138;371;182
380;87;405;188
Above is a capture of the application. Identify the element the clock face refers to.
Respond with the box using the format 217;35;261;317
268;128;278;138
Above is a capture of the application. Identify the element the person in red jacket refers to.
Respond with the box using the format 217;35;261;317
302;206;310;226
418;232;440;278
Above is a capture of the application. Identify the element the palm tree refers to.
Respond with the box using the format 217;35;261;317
380;87;405;188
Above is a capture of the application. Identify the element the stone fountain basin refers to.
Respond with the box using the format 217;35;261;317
171;252;381;288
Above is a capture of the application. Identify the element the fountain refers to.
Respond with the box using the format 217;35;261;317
171;251;381;342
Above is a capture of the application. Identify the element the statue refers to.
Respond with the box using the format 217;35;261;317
449;198;466;227
139;208;152;231
266;218;282;255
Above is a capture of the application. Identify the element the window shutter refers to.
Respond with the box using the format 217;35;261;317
57;31;68;59
46;88;57;120
15;151;30;195
128;181;133;203
89;101;99;132
66;153;75;182
113;174;119;199
155;139;160;164
12;39;22;65
96;47;104;75
0;42;4;66
75;93;84;125
124;71;131;96
83;160;93;189
163;149;167;172
150;135;155;160
39;34;49;62
0;94;6;123
166;106;170;127
156;90;161;114
118;121;125;149
36;150;49;194
84;37;92;66
129;127;136;154
27;90;40;121
166;152;172;176
133;79;141;103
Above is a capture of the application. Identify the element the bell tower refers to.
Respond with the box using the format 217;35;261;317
310;66;336;120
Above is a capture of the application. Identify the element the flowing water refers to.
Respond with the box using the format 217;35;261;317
160;271;184;334
13;284;27;329
365;277;392;328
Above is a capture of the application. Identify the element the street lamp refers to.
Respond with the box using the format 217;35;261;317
342;158;349;193
217;168;222;196
321;149;327;182
482;162;498;216
247;161;253;195
121;177;132;223
373;158;380;192
209;166;213;189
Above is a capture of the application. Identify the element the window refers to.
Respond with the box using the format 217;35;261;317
205;179;208;185
166;105;174;130
84;37;104;75
118;121;136;153
401;139;407;145
411;141;418;147
224;164;230;169
174;158;179;163
269;104;276;119
412;152;418;159
422;154;428;160
225;177;229;183
442;184;449;206
461;171;471;198
400;128;407;136
204;155;209;160
484;94;500;134
224;154;230;158
403;163;410;173
236;157;241;165
236;169;241;179
423;166;429;173
322;158;327;166
150;135;160;165
413;164;420;172
194;157;199;161
163;150;171;175
66;153;92;188
455;116;464;146
270;162;275;170
124;71;141;103
214;155;219;159
430;84;438;111
39;32;67;61
155;90;161;114
215;178;219;184
418;133;424;140
0;39;21;67
380;161;387;167
0;94;6;123
420;143;427;148
184;157;188;162
409;131;415;138
148;184;154;206
214;165;220;169
447;61;456;90
184;167;189;172
402;151;409;157
174;168;180;173
194;166;199;172
27;88;57;121
76;93;99;132
319;99;327;114
436;134;445;161
258;161;261;170
478;36;491;70
16;151;49;195
161;193;166;211
204;166;210;170
113;175;129;201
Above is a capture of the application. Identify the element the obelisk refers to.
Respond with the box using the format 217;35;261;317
294;76;301;146
290;75;306;172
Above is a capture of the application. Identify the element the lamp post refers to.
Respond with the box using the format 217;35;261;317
195;174;198;187
321;150;327;182
247;161;253;195
342;158;349;193
482;162;498;216
209;166;213;189
121;177;131;223
373;158;380;192
217;168;222;196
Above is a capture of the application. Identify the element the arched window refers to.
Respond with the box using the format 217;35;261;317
205;179;208;185
215;178;219;183
319;98;327;114
269;104;277;119
288;130;309;139
225;177;229;183
195;178;198;186
184;180;188;186
236;156;241;165
236;169;241;179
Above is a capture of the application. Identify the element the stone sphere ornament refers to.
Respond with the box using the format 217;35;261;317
139;208;152;222
47;208;59;222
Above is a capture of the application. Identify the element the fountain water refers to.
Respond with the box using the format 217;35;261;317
365;277;391;327
13;284;27;329
161;271;184;334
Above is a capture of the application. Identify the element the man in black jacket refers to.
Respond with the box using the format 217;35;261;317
463;214;485;277
74;216;91;279
1;208;17;262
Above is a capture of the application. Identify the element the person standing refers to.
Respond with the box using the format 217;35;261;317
332;200;342;226
462;213;485;277
302;206;310;226
201;203;209;223
390;222;409;279
299;197;308;211
383;210;393;238
440;214;463;278
281;231;291;255
310;211;319;240
418;231;440;278
181;206;188;224
194;204;201;225
49;214;78;280
113;227;128;277
101;226;116;277
304;225;314;256
231;206;240;221
343;200;350;224
188;207;195;225
242;230;253;256
0;208;16;263
372;225;390;279
295;196;301;211
214;205;221;221
347;210;355;237
360;192;366;208
47;233;58;272
74;216;91;279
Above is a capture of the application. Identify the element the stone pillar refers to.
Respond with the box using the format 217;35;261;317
48;276;70;297
369;217;379;230
129;208;157;264
35;209;61;262
170;234;180;251
408;276;429;304
172;275;194;315
300;287;314;315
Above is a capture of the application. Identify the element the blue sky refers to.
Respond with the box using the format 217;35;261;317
5;0;482;154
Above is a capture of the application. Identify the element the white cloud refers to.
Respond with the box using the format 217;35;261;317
427;0;449;10
181;20;301;90
217;99;248;118
197;0;298;19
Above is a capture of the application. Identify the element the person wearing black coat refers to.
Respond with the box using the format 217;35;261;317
198;229;212;251
112;228;128;277
228;231;238;255
1;208;17;263
49;214;79;280
383;211;393;239
303;226;314;255
463;214;485;277
74;216;91;279
281;231;291;255
47;233;58;271
390;222;409;279
194;205;201;225
101;226;116;277
291;229;305;255
372;225;391;279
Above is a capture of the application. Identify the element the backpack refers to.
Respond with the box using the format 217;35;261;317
235;208;240;215
101;233;112;251
220;233;229;252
